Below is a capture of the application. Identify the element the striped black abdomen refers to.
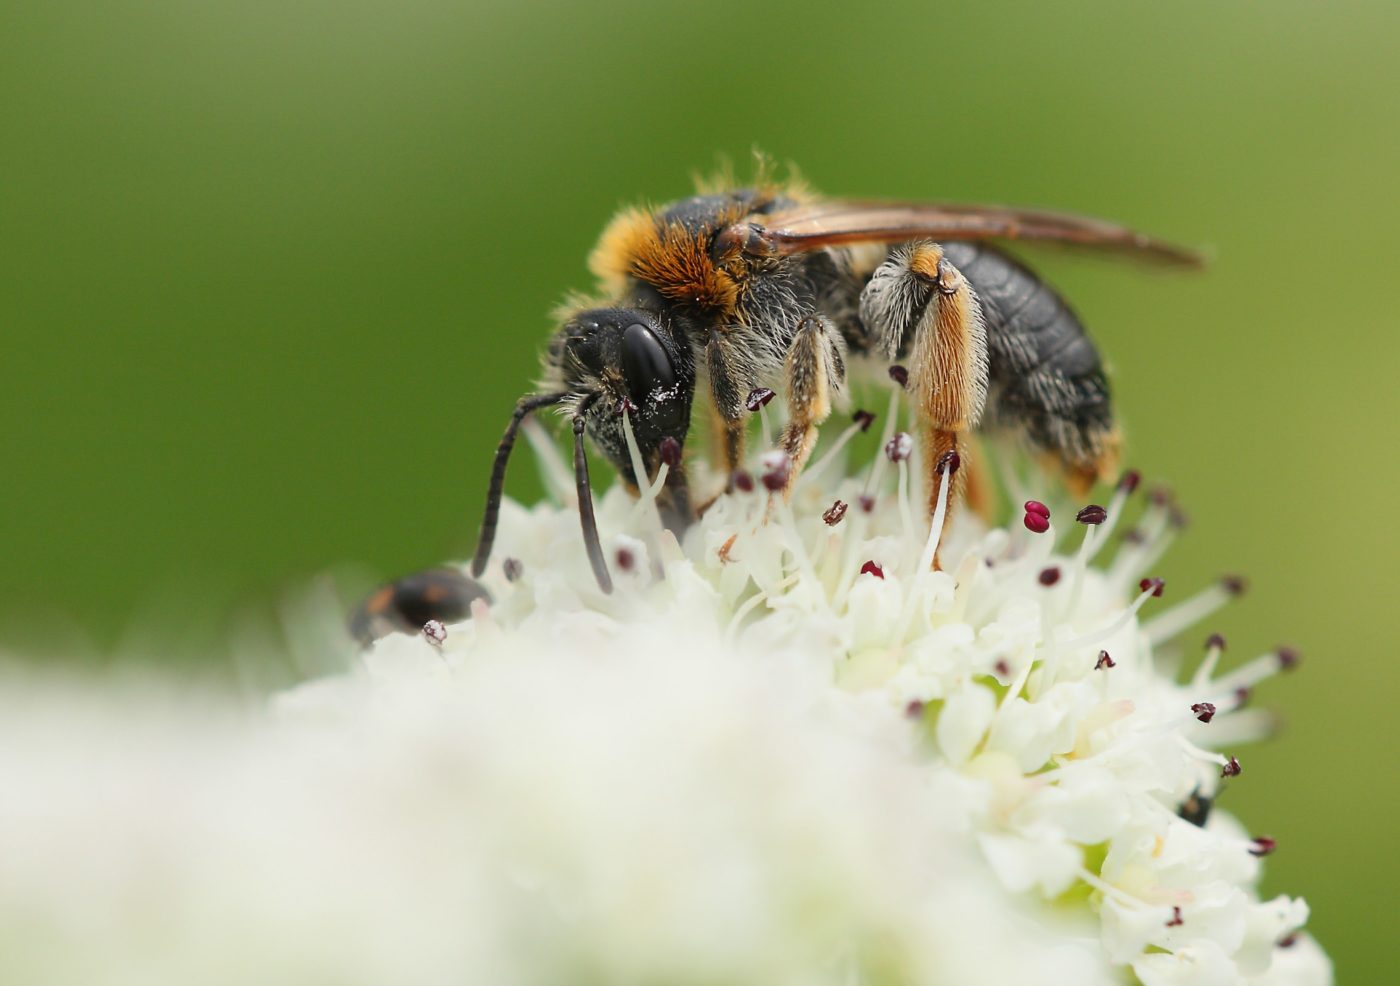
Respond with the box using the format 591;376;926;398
942;242;1113;466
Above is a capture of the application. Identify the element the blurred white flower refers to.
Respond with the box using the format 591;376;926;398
0;410;1331;985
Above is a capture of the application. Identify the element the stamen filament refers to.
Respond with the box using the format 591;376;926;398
1213;652;1291;693
1143;583;1233;647
897;460;914;545
1076;868;1150;910
1108;504;1171;585
621;410;669;576
1063;586;1159;650
1191;639;1225;691
522;418;576;503
1084;484;1130;564
1174;734;1231;768
726;573;801;640
893;463;956;639
1063;526;1097;619
799;420;862;488
861;388;902;498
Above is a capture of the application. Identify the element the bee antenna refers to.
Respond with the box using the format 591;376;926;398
471;392;568;578
572;407;614;594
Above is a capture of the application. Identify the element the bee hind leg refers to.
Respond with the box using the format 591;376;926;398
859;242;989;568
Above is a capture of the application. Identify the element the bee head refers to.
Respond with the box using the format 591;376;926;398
472;306;697;595
556;307;696;490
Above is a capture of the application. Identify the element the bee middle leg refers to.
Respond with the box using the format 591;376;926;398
774;313;846;492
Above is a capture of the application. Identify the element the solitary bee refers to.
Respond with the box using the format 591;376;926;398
472;173;1199;591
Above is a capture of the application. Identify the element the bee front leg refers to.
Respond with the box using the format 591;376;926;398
700;327;756;506
775;313;846;494
860;242;988;568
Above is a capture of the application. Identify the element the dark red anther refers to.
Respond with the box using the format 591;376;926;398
1249;836;1277;857
760;451;792;491
1139;577;1165;598
905;700;926;719
823;500;848;526
1222;756;1242;778
1278;934;1299;949
659;436;682;468
852;408;877;433
859;560;885;579
937;450;961;475
1166;907;1184;928
1149;486;1172;507
614;395;638;417
1206;632;1227;651
422;620;447;646
732;469;755;493
1234;686;1252;707
993;658;1012;678
1192;702;1217;723
888;365;909;388
745;387;776;412
1276;646;1301;671
1023;500;1051;533
1117;469;1141;494
1096;650;1116;670
502;558;523;582
1076;504;1108;526
858;493;876;514
885;432;913;462
1221;574;1247;596
615;547;636;573
1038;566;1061;586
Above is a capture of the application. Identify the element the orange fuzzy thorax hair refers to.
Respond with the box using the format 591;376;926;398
588;203;746;315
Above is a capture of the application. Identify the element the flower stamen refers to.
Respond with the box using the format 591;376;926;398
1143;576;1244;647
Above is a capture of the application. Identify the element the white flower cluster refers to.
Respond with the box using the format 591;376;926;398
0;411;1332;985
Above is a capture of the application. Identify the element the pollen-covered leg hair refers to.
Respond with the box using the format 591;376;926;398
716;415;747;480
859;241;989;568
775;313;845;493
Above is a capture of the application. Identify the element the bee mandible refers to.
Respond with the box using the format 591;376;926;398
471;174;1200;591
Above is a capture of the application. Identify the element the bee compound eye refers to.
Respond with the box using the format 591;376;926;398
620;322;675;398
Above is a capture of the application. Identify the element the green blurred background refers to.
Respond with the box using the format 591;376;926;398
3;0;1395;976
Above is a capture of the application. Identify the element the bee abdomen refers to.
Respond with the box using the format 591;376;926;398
942;243;1114;466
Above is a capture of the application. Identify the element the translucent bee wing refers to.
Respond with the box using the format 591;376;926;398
742;200;1203;268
